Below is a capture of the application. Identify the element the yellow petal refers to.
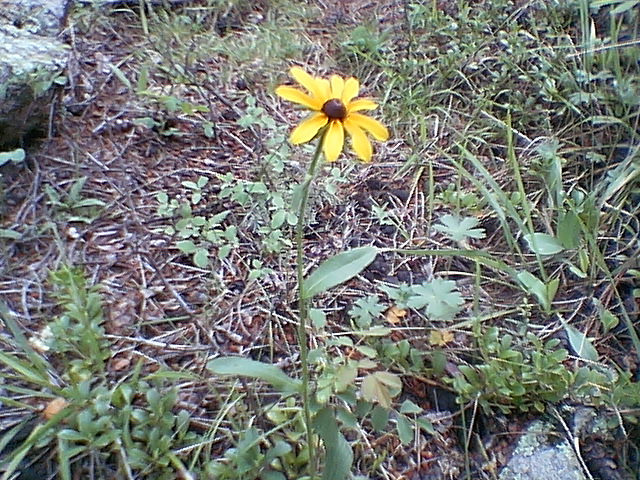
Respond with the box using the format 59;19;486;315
349;113;389;141
344;118;373;162
290;113;328;144
290;67;324;100
342;77;359;103
348;99;378;112
323;120;345;162
330;75;345;99
276;86;322;110
316;78;331;101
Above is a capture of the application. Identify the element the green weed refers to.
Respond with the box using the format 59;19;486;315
0;266;203;479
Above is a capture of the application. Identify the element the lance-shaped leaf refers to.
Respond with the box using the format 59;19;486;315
207;357;302;394
303;246;378;299
313;407;353;480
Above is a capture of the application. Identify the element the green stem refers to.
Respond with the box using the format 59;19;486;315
295;131;325;479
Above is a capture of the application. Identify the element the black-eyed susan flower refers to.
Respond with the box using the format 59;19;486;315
276;67;389;162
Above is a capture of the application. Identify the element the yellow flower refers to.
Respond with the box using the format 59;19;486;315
275;67;389;162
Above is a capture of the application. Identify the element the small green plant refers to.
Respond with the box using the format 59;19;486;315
450;326;573;413
47;266;111;382
45;177;105;224
340;24;390;59
206;426;304;480
28;68;67;97
217;173;295;255
573;365;640;415
0;266;203;479
436;183;484;211
131;63;215;138
156;175;238;268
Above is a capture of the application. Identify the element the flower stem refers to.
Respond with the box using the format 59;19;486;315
295;132;325;479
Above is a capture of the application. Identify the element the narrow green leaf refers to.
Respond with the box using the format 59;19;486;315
57;429;87;442
0;421;28;454
136;66;148;92
352;326;391;336
559;318;598;361
0;352;51;387
73;199;106;208
612;0;639;14
109;63;132;90
206;357;301;393
313;407;353;480
430;350;446;376
388;247;517;278
0;302;51;375
517;271;552;312
0;229;21;240
1;410;69;479
303;246;378;299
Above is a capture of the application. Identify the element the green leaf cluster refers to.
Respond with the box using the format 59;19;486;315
206;426;304;480
450;327;573;413
47;266;111;382
0;268;202;480
44;177;106;224
156;177;239;267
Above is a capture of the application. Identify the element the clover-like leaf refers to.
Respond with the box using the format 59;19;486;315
407;278;464;321
434;214;486;243
361;371;402;408
349;295;386;328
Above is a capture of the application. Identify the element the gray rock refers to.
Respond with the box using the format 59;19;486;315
0;0;70;149
0;0;70;36
499;420;587;480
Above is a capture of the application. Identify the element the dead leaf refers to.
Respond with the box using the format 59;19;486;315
385;305;406;324
111;356;131;371
429;329;454;346
43;397;68;420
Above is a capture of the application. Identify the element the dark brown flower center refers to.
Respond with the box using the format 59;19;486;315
322;98;347;120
